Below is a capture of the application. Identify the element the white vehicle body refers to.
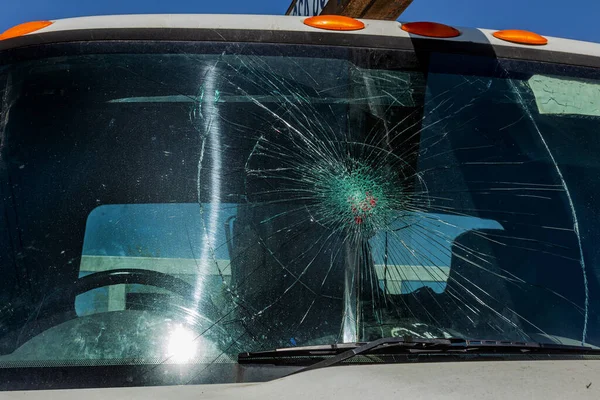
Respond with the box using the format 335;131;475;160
0;14;599;399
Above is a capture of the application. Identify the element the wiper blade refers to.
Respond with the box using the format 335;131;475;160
238;337;600;372
239;337;454;369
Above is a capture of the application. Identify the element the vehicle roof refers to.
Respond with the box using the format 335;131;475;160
1;14;600;65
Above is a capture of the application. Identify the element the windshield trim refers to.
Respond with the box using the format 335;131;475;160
1;29;600;69
1;38;600;392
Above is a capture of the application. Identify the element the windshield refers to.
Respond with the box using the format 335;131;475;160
0;41;599;388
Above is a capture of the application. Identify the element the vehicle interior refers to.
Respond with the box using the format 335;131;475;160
0;38;598;392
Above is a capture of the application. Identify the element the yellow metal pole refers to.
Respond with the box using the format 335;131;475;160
286;0;413;20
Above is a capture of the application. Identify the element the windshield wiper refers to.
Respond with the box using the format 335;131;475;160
238;337;600;373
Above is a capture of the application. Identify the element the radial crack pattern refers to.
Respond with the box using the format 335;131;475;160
0;45;597;387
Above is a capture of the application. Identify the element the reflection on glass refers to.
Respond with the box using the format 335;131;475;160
166;325;198;363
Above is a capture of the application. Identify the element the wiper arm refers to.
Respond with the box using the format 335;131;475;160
238;337;458;368
239;337;451;361
238;337;600;373
286;336;453;374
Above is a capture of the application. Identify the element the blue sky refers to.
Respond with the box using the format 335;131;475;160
1;0;598;43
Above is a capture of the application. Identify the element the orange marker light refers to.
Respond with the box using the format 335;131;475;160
304;15;365;31
0;20;53;41
493;29;548;45
401;22;460;38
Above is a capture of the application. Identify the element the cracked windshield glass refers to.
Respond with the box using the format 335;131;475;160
0;42;599;383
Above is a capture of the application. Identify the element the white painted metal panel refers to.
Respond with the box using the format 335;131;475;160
10;14;599;58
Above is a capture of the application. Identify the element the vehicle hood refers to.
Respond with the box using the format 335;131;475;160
1;360;598;399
